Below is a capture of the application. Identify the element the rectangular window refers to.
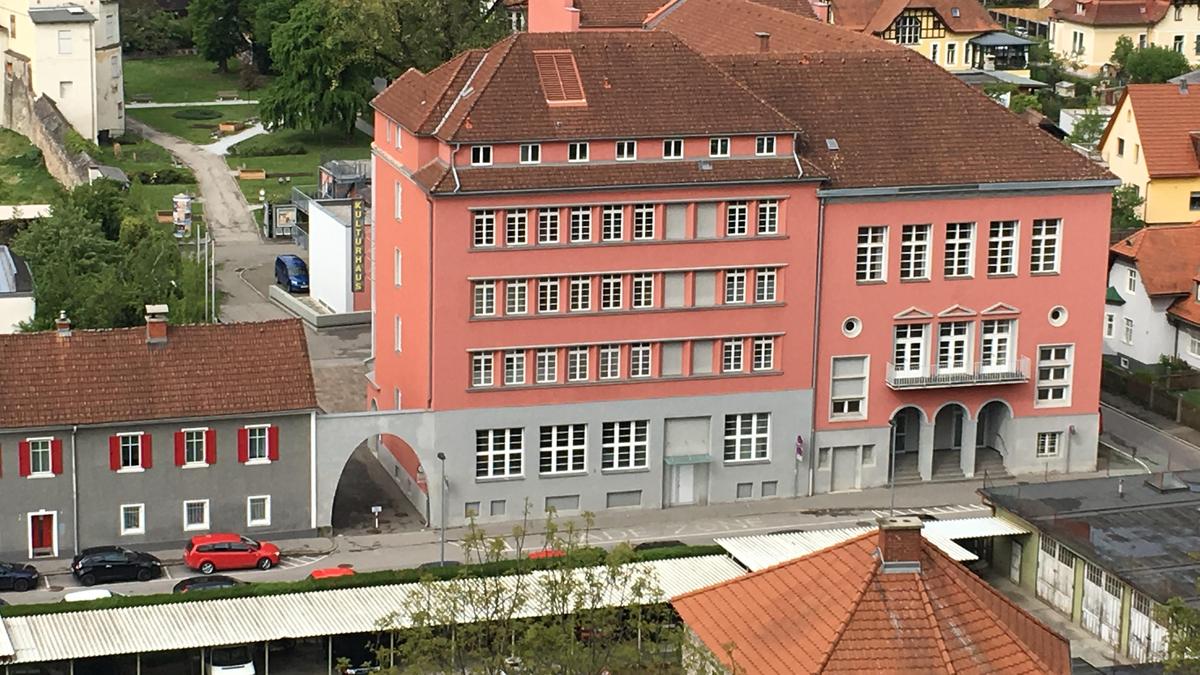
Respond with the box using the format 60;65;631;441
893;324;926;375
120;504;144;536
1190;335;1200;358
395;315;402;352
567;347;589;381
569;276;592;311
1174;34;1184;52
726;201;749;236
724;269;747;304
473;211;496;247
755;136;776;156
663;138;684;159
506;211;528;246
946;42;957;64
722;338;744;372
1031;219;1061;274
752;336;775;371
476;428;523;479
1117;138;1125;157
246;426;269;462
757;200;778;235
536;349;558;383
183;499;209;531
538;278;560;313
1127;268;1138;293
506;279;528;315
856;226;887;282
393;182;402;220
247;496;271;527
119;434;142;470
632;273;654;308
601;274;623;310
602;420;649;470
724;412;770;462
473;281;496;317
899;224;930;280
470;145;492;166
633;204;655;240
709;137;730;157
539;424;586;474
570;207;591;243
937;321;970;373
630;342;652;377
472;352;494;387
568;142;589;162
601;206;624;241
615;140;637;161
987;220;1018;276
519;143;541;164
59;81;72;100
1191;192;1200;211
183;430;206;465
830;356;867;418
1036;431;1061;457
504;350;526;385
599;344;621;379
980;319;1014;371
755;268;777;302
538;208;559;244
944;222;975;278
1104;313;1115;339
57;30;72;55
1036;345;1072;407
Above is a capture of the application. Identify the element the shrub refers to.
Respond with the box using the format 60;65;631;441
133;167;195;185
228;135;307;157
171;108;222;120
64;129;98;157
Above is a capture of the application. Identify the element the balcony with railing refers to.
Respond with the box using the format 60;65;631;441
885;357;1030;389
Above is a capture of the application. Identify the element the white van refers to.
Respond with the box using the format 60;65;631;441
63;589;124;602
207;645;256;675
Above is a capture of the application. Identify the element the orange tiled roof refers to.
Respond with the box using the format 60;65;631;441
672;530;1070;674
829;0;1000;33
1110;223;1200;296
1118;84;1200;179
0;319;317;428
1046;0;1169;26
504;0;818;26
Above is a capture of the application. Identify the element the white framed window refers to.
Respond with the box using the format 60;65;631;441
119;433;143;470
616;140;637;161
59;81;72;101
630;342;652;377
1124;318;1134;345
473;211;496;247
1036;431;1061;457
538;277;560;313
506;279;528;315
120;504;145;536
988;220;1018;276
757;200;778;235
1031;219;1061;274
980;319;1014;372
1104;313;1115;339
472;352;494;387
470;145;492;166
519;143;541;164
601;274;623;310
752;336;775;371
393;181;402;220
183;499;209;532
709;137;730;157
506;211;528;246
247;496;271;527
724;269;747;304
663;138;684;159
601;205;624;241
473;281;496;317
393;247;402;286
536;349;558;383
569;207;591;243
899;224;930;281
633;204;655;240
726;201;749;236
632;273;654;308
539;424;586;474
183;429;207;466
755;136;776;156
755;268;777;302
724;412;770;462
1126;268;1138;294
937;322;970;374
946;42;957;64
1190;335;1200;358
538;208;559;244
246;425;269;462
504;350;526;385
944;222;975;278
722;338;744;372
599;344;621;379
569;276;592;311
602;420;649;470
567;346;589;381
893;324;927;376
856;226;887;282
1036;345;1072;407
475;428;523;479
568;141;589;162
830;356;867;419
57;29;72;55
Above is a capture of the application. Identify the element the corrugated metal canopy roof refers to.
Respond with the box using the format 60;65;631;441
0;555;745;664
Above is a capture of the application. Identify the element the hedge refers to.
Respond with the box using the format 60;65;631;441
134;167;195;185
171;108;222;120
227;135;307;157
0;544;724;618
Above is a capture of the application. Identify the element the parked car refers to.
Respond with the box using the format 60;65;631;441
0;561;39;591
527;548;565;560
71;546;163;586
63;589;125;602
206;644;256;675
274;254;309;293
308;567;355;581
173;574;246;594
184;534;280;574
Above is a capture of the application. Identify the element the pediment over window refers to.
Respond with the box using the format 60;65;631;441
938;304;977;318
894;306;934;320
981;302;1020;315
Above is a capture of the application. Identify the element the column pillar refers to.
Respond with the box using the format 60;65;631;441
960;413;977;478
918;413;934;482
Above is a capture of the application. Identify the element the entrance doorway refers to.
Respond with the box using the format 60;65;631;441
28;511;56;559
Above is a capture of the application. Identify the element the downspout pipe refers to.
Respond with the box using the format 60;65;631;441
792;132;804;178
807;197;826;497
427;196;435;410
71;424;79;555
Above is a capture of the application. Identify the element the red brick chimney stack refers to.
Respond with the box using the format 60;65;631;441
878;516;924;571
145;304;169;344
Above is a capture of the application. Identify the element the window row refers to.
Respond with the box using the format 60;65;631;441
471;267;779;317
470;336;778;388
467;135;779;167
470;199;780;248
855;219;1061;283
889;319;1020;378
120;496;272;536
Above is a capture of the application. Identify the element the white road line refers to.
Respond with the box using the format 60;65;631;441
42;576;49;590
162;566;173;580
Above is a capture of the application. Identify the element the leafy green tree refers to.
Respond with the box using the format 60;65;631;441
1111;35;1136;71
1112;184;1146;231
189;0;247;72
1126;45;1191;83
383;0;510;72
69;179;127;240
1010;93;1041;114
1067;108;1107;150
249;0;293;73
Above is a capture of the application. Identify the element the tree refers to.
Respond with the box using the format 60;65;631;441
189;0;247;72
383;0;510;73
249;0;293;73
1067;107;1106;150
1125;45;1191;83
122;0;193;54
1112;185;1146;231
1111;35;1135;71
69;179;127;240
1010;93;1041;114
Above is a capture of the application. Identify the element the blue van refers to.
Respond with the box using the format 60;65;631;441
274;255;309;293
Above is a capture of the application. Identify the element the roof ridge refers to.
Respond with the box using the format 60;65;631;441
816;554;883;672
443;34;520;140
916;564;958;674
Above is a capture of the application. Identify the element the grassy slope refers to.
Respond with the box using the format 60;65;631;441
123;55;269;103
0;129;64;204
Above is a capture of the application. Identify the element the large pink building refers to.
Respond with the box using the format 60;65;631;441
368;0;1114;524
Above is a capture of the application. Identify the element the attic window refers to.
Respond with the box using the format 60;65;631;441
1075;2;1084;13
533;50;586;107
951;7;960;16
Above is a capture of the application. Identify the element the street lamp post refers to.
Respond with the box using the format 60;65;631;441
437;451;447;565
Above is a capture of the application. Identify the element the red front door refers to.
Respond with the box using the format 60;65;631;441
30;514;53;558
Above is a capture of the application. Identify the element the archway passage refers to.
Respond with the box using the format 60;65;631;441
975;400;1014;479
330;436;423;534
889;406;924;485
932;404;969;480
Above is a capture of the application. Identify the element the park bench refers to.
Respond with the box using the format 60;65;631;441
129;93;152;103
215;90;240;101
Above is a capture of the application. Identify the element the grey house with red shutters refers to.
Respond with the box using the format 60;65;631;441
0;309;318;561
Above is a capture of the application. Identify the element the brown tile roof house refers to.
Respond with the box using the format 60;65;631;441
1046;0;1170;26
507;0;817;27
828;0;1000;33
1100;84;1200;179
673;517;1071;674
1110;223;1200;326
0;316;318;429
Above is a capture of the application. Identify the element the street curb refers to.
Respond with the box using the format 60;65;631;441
1101;400;1200;453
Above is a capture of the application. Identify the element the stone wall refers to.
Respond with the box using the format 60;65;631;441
2;55;92;188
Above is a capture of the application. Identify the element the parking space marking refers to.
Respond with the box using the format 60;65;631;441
275;554;327;570
42;576;50;590
162;566;173;580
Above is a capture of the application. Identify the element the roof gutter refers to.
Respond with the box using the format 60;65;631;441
817;178;1121;199
434;175;823;197
792;132;804;178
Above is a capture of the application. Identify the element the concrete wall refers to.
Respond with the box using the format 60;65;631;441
309;201;352;314
0;294;33;332
2;55;93;187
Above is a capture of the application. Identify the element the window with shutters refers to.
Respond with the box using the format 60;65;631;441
757;200;778;235
247;496;271;527
119;433;142;470
183;429;207;466
726;201;749;236
246;426;269;462
506;211;528;245
538;208;559;244
540;424;586;474
724;412;770;462
28;438;52;476
830;356;867;419
602;420;649;470
602;206;624;241
476;428;523;479
120;504;144;535
599;344;621;379
570;207;591;242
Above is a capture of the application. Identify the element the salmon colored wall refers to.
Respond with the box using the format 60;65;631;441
455;136;795;165
814;191;1111;429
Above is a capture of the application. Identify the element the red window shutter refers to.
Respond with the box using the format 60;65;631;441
268;426;280;461
237;428;249;464
17;441;29;477
142;434;153;469
51;439;63;475
205;428;217;465
174;431;185;467
109;435;120;471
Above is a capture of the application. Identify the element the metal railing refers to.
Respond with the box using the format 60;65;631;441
885;356;1030;389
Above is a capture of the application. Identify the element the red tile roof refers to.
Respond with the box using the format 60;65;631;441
829;0;1000;33
1046;0;1169;26
506;0;817;26
1169;294;1200;326
1103;84;1200;179
672;528;1070;674
1110;223;1200;296
0;319;318;428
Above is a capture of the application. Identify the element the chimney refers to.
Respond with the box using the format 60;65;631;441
54;310;71;337
1182;79;1190;95
808;0;831;23
755;31;771;53
528;0;580;32
877;516;923;573
145;304;169;344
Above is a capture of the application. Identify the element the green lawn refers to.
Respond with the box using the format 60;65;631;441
93;132;203;226
128;104;261;145
0;129;64;204
227;126;371;206
123;56;270;103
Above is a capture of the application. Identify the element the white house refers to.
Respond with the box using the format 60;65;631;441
0;246;33;333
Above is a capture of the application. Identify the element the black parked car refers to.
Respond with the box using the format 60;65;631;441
71;546;162;586
0;561;39;592
172;574;245;594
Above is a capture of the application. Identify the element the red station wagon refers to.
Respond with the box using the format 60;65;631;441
184;534;280;574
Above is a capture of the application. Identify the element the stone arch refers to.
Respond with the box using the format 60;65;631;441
933;400;973;422
888;403;930;425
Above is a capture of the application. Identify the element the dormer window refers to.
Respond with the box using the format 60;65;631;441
951;7;960;16
470;145;492;166
568;141;589;163
1075;2;1084;14
663;138;684;159
616;140;637;161
755;136;776;156
520;143;541;164
709;137;730;157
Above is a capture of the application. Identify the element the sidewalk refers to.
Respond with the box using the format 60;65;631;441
1102;391;1200;449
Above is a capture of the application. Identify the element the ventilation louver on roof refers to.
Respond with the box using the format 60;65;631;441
533;50;587;107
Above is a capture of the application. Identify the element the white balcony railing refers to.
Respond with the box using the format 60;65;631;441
885;356;1030;389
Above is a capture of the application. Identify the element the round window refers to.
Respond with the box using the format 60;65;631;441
1048;305;1068;327
842;316;862;338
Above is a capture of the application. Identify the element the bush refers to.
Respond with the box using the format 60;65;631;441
228;135;307;157
133;167;195;185
171;108;222;120
64;129;98;157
